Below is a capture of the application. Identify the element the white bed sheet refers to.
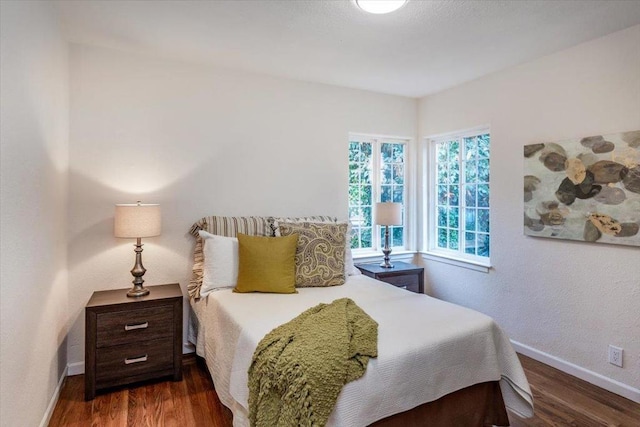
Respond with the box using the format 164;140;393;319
190;274;534;427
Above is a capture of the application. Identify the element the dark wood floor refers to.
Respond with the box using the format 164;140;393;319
49;354;640;426
49;357;233;427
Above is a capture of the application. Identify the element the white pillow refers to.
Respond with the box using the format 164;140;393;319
344;222;361;276
345;244;361;276
198;230;239;296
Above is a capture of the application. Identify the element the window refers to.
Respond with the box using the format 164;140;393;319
427;129;490;263
348;135;408;253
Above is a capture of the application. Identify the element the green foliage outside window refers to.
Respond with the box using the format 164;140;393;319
349;142;373;249
349;139;406;250
435;133;490;258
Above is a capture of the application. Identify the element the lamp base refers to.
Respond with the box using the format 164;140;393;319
379;260;394;268
127;238;150;298
127;284;150;298
380;225;394;268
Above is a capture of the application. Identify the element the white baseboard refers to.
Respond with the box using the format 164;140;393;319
511;340;640;404
67;361;84;376
39;365;68;427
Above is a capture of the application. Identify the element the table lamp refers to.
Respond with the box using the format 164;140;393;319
114;202;161;297
375;202;402;268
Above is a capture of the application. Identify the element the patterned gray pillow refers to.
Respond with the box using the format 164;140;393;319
278;222;347;287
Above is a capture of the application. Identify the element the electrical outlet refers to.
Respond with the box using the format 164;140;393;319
608;345;623;368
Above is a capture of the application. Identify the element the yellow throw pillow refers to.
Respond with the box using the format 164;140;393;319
234;233;298;294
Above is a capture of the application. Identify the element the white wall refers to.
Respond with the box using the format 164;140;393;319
0;2;69;426
67;45;417;367
418;25;640;397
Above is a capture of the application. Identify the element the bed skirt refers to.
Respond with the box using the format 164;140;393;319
370;380;509;427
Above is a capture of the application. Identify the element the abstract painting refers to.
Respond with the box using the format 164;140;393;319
524;130;640;247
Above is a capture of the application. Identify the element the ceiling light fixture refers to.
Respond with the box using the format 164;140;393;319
356;0;407;14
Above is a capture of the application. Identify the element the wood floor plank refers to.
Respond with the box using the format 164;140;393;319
509;354;640;427
529;354;640;423
48;374;92;427
184;361;220;426
168;370;194;425
91;392;115;426
142;382;159;426
126;382;151;427
103;389;128;427
525;369;631;426
49;353;640;427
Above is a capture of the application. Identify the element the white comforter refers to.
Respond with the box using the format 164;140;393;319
190;275;534;426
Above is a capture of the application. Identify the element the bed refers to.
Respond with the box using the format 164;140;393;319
187;215;534;426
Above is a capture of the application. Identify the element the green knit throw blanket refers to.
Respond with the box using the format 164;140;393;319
248;297;378;427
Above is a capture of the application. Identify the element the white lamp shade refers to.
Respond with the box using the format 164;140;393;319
114;203;161;238
375;202;402;226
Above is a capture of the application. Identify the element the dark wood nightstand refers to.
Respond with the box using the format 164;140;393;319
356;261;424;294
85;283;183;400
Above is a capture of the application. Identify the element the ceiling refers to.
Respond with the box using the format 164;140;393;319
54;0;640;98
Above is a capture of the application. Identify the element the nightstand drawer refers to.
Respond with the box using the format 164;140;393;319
355;262;424;294
383;274;419;292
96;337;173;383
96;306;173;347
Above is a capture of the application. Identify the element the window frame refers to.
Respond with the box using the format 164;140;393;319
349;133;415;258
423;126;491;268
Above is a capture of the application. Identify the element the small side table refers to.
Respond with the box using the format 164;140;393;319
85;283;183;400
356;261;424;294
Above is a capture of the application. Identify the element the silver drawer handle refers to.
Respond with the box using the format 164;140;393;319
124;322;148;331
124;355;148;365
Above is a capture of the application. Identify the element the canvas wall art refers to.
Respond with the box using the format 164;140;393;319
523;130;640;247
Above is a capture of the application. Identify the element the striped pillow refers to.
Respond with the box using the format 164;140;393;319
188;216;272;299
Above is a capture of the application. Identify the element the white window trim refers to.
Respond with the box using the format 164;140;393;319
422;125;492;269
420;251;491;273
349;133;415;256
